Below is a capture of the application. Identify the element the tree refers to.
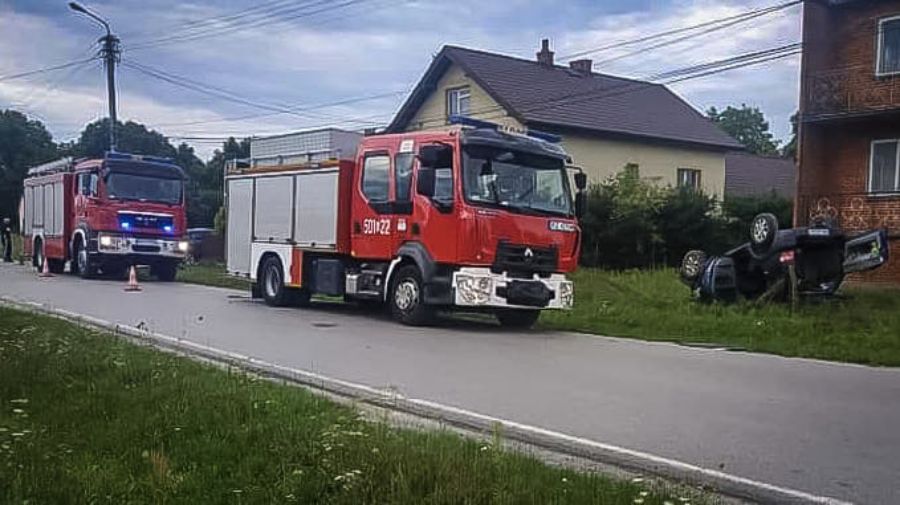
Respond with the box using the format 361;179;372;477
204;137;251;229
781;111;798;159
707;104;780;156
0;110;58;227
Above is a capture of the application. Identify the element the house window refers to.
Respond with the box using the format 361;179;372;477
870;140;900;193
677;168;702;190
877;16;900;76
447;87;471;118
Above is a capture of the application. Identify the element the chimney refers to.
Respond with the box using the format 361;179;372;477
536;38;554;66
569;58;593;75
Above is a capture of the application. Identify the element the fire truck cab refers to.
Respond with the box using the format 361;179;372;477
226;118;585;327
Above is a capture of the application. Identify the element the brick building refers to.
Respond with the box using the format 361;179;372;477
798;0;900;283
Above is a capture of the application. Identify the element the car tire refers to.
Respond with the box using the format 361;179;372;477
750;213;779;258
679;250;707;285
260;256;290;307
389;265;434;326
495;309;540;329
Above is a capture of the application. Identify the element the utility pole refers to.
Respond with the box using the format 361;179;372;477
69;2;119;152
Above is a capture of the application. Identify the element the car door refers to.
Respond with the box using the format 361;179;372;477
844;229;890;273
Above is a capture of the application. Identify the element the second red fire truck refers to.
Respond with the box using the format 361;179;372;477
22;152;190;280
226;117;586;327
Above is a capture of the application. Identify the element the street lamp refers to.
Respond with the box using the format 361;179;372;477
69;1;119;152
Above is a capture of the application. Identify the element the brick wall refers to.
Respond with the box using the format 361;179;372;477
798;1;900;284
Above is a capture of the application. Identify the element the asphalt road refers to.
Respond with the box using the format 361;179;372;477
2;264;898;504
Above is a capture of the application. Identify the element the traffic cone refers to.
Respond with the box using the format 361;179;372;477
124;266;142;292
38;257;53;278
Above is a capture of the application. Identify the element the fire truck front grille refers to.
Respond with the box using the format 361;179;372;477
133;244;161;253
493;242;558;276
118;213;174;232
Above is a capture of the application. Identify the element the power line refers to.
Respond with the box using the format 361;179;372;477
121;59;386;127
125;0;302;42
0;57;98;83
589;3;800;68
559;0;801;61
127;0;368;51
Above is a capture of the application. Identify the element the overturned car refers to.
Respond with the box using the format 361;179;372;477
679;213;890;303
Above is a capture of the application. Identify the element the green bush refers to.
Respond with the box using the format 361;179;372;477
580;168;792;269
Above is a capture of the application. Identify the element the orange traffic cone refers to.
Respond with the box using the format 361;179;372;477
124;266;142;292
38;257;53;278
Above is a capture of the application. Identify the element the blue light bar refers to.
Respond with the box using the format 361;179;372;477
448;115;562;144
105;152;175;164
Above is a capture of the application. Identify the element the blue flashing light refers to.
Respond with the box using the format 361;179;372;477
104;152;175;164
163;225;173;233
448;115;562;144
121;221;130;230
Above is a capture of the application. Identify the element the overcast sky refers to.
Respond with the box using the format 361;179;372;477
1;0;801;160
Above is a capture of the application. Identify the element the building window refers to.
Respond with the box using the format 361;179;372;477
677;168;702;190
446;87;470;118
870;140;900;193
361;154;390;202
877;16;900;76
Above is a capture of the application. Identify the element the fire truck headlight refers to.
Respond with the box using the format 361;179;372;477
558;281;574;308
99;235;113;247
177;241;189;253
456;275;493;305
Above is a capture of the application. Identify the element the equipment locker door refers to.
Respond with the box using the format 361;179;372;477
226;178;253;275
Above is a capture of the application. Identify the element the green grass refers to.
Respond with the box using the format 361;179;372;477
0;307;703;505
541;269;900;367
177;261;252;291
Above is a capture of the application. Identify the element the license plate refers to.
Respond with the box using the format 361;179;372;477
808;228;830;237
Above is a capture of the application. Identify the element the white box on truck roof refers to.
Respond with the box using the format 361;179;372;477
250;128;361;168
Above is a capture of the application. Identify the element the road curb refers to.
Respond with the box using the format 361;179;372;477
0;296;852;505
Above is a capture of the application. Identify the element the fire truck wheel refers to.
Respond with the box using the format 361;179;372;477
32;239;43;269
74;239;96;279
495;309;541;329
260;255;291;307
153;262;178;282
390;265;434;326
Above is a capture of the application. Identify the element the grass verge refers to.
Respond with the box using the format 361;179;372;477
0;307;701;504
541;268;900;367
177;261;251;291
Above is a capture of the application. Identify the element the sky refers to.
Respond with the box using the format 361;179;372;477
0;0;802;160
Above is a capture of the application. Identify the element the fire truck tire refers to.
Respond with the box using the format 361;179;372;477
153;261;178;282
389;265;434;326
260;255;291;307
495;309;541;329
74;239;97;279
32;239;43;269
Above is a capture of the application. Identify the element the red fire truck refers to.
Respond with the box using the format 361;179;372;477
22;152;190;280
225;117;586;328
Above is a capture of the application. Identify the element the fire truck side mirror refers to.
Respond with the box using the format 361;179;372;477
416;167;435;197
574;172;587;191
575;192;587;220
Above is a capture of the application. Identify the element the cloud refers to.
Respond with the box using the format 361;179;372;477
2;0;802;159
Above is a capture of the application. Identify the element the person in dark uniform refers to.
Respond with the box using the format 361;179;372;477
2;218;12;262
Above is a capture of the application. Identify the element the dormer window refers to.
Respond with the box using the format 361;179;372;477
447;87;470;118
877;16;900;76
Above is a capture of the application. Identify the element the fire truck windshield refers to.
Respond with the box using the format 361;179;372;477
106;173;183;205
463;146;573;217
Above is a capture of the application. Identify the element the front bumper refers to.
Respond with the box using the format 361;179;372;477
452;267;574;309
95;232;188;259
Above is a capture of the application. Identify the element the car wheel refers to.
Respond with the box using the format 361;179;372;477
389;265;434;326
260;256;290;307
495;309;540;329
750;213;779;257
680;250;707;285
